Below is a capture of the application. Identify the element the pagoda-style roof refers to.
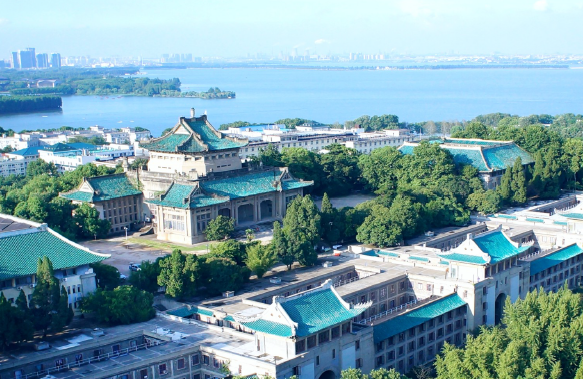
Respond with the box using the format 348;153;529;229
399;138;534;172
373;294;466;343
530;244;583;276
60;173;142;203
146;168;313;210
0;221;109;281
438;227;531;265
140;114;248;153
237;280;370;338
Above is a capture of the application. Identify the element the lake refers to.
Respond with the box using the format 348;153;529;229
1;67;582;137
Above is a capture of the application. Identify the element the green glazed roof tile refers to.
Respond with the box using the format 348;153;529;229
444;147;489;171
61;173;141;203
554;221;568;226
473;231;530;264
378;251;400;258
242;319;293;337
200;170;312;199
0;229;108;281
187;119;247;151
147;183;228;209
530;244;583;275
373;294;466;343
482;144;534;171
444;138;502;146
409;256;429;262
526;218;545;223
280;287;367;337
562;213;583;220
496;214;517;220
167;306;214;318
437;252;488;265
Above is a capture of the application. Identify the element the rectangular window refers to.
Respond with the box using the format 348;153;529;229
192;354;200;365
318;330;330;344
159;363;168;375
331;326;340;339
307;335;317;349
203;355;210;365
177;358;185;370
295;339;306;353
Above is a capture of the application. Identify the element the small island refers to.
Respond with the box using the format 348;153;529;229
155;87;235;99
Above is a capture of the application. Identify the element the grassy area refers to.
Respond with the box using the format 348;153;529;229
126;237;217;253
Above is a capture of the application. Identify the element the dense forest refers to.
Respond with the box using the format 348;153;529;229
0;95;62;114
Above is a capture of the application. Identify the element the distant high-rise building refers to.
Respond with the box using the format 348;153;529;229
36;53;49;68
181;53;192;62
26;48;36;67
50;53;61;68
18;50;35;69
11;52;19;69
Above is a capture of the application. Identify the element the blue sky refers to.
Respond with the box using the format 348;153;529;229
1;0;582;58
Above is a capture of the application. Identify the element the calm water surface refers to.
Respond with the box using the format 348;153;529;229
1;68;582;137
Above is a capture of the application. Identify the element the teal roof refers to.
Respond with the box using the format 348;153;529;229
242;319;293;337
61;173;141;203
373;294;466;343
444;138;501;146
200;170;312;199
554;221;568;226
439;260;450;265
400;140;533;173
496;214;517;220
530;244;583;275
409;256;429;262
224;315;235;322
562;213;583;220
0;229;108;280
378;251;400;258
140;115;248;153
526;218;544;223
437;252;488;265
186;119;247;151
167;306;214;318
473;231;530;264
147;183;228;209
280;287;367;337
445;147;489;171
10;146;43;157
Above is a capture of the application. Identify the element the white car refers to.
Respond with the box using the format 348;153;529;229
332;244;343;250
119;273;127;280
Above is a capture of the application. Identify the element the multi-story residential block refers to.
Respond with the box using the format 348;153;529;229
400;138;534;189
0;214;109;315
0;155;27;176
38;143;134;172
60;173;143;234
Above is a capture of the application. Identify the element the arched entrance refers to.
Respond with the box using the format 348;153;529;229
218;208;231;218
319;370;336;379
495;293;507;325
260;200;273;220
238;204;254;224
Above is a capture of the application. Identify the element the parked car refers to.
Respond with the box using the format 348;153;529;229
129;263;141;271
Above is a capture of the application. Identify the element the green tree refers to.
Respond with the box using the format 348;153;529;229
203;257;249;295
258;144;284;167
129;259;162;293
91;262;121;290
0;293;18;349
273;221;293;270
511;157;527;204
208;239;248;266
204;215;235;241
26;159;58;177
245;229;255;242
73;203;111;239
282;195;321;266
245;243;278;278
497;167;513;204
281;148;324;193
158;249;200;299
358;146;402;194
318;144;361;196
356;204;403;247
81;286;155;325
30;257;72;337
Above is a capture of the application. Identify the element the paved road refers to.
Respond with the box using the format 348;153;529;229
79;238;168;276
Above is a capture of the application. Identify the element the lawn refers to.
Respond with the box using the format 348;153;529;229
126;237;217;253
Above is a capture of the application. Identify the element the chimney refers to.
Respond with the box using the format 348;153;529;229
190;108;195;118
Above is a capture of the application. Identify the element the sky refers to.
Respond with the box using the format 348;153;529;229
1;0;583;59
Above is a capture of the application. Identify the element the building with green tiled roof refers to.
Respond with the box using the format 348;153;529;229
141;109;248;177
60;173;144;235
0;214;109;315
147;168;312;244
399;138;534;189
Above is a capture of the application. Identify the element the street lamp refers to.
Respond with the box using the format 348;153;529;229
123;226;128;240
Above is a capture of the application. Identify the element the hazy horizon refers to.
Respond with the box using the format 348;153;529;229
2;0;583;59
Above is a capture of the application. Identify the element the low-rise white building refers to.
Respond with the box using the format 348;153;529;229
38;143;134;172
0;155;26;176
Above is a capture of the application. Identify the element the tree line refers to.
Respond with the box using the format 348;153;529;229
157;87;236;99
0;95;62;114
0;161;119;240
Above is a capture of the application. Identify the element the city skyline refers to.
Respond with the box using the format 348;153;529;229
2;0;583;59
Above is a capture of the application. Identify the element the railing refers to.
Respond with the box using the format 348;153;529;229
520;247;556;261
333;276;360;287
357;297;431;325
554;202;580;214
17;340;166;379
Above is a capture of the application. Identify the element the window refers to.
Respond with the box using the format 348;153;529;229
388;350;395;360
159;363;168;375
376;341;384;352
318;330;330;344
356;358;362;369
295;339;306;353
316;356;320;366
331;326;340;339
342;322;351;334
376;355;384;368
192;354;200;366
292;366;301;376
203;355;210;365
332;349;336;359
355;340;360;350
429;332;435;341
165;213;186;231
307;335;317;348
177;358;185;370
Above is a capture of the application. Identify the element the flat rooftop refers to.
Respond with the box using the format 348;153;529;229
0;215;39;234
